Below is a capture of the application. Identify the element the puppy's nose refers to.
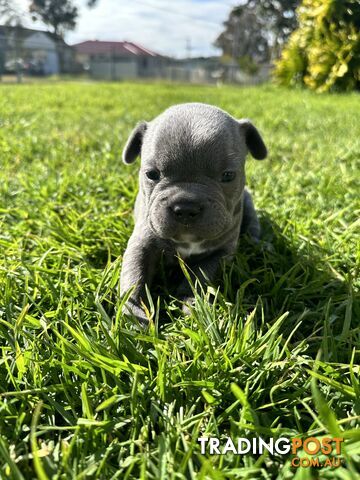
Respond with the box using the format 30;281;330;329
169;201;204;224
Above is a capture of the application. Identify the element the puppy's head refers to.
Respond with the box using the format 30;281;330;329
122;103;266;243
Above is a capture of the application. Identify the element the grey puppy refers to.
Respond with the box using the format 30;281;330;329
120;102;267;324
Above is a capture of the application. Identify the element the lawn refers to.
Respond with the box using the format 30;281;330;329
0;81;359;479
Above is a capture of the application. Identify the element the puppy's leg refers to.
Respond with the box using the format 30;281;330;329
240;189;261;242
176;251;225;314
120;229;160;325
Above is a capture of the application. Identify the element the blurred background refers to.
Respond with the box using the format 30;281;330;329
0;0;359;92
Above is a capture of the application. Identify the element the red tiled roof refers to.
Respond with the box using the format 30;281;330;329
72;40;161;57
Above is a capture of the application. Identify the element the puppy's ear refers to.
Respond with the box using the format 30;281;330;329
122;121;147;164
238;119;267;160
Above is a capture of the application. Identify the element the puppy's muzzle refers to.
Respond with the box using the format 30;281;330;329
168;200;204;225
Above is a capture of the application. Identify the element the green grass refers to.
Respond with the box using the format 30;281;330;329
0;81;359;479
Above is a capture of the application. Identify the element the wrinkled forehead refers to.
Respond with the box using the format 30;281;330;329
142;113;245;173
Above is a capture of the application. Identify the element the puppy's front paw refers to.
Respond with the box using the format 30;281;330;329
261;240;275;253
181;296;196;315
122;303;150;328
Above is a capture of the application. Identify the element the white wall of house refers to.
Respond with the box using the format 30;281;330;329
24;32;59;74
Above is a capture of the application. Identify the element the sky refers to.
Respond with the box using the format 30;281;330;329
14;0;238;58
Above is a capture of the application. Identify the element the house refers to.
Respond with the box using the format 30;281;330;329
72;40;170;80
0;25;75;75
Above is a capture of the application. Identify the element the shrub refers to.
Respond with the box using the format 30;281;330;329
274;0;360;92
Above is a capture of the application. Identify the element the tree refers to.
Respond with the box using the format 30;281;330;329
215;5;270;66
274;0;360;92
0;1;23;79
0;0;22;25
215;0;300;66
29;0;78;38
246;0;300;52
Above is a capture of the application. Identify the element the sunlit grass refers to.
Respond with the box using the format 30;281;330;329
0;81;359;479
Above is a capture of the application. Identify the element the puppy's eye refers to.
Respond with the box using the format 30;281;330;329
145;169;160;181
221;171;236;183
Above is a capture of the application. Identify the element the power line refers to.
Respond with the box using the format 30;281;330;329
130;0;225;27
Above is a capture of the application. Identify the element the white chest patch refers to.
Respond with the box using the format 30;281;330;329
176;241;207;258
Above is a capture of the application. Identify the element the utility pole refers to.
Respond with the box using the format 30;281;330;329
186;37;192;59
